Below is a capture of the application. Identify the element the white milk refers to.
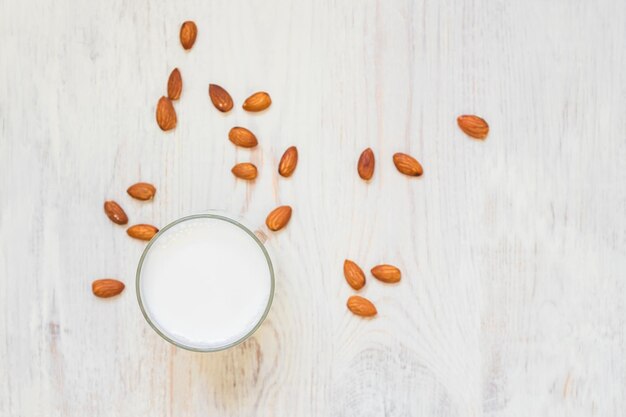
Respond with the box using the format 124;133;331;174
138;216;273;350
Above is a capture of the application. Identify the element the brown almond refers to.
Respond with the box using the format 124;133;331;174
278;146;298;177
266;205;292;231
347;295;377;317
209;84;233;112
343;260;366;290
231;162;258;180
242;92;271;112
358;148;375;180
103;201;128;225
92;279;125;298
167;68;182;100
228;127;258;148
179;21;197;50
127;224;159;241
393;153;423;177
457;115;489;139
156;96;177;131
127;182;156;201
371;264;401;283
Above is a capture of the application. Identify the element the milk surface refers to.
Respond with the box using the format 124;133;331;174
139;216;272;350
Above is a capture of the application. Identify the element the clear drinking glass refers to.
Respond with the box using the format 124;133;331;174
135;212;275;352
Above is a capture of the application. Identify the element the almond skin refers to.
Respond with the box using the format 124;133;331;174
92;279;125;298
228;127;258;148
231;162;258;180
180;21;197;50
278;146;298;177
371;264;401;283
156;96;177;131
127;224;159;241
358;148;375;180
103;201;128;225
457;115;489;139
347;295;377;317
127;182;156;201
266;206;292;231
209;84;234;112
393;153;423;177
344;259;366;290
242;92;271;112
167;68;182;100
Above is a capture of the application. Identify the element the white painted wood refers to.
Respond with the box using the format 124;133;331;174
1;0;625;415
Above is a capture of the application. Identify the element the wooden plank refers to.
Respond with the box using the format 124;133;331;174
0;0;625;415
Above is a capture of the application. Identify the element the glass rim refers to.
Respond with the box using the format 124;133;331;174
135;212;275;353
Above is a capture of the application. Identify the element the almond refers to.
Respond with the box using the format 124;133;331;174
242;92;271;112
103;201;128;225
347;295;377;317
371;264;401;283
127;224;159;241
358;148;375;180
393;153;423;177
156;96;177;131
167;68;182;100
457;115;489;139
209;84;233;112
228;127;258;148
127;182;156;201
266;205;292;231
179;21;197;50
278;146;298;177
92;279;125;298
231;162;258;180
343;259;366;290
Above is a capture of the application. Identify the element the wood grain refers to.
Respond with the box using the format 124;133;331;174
1;0;625;415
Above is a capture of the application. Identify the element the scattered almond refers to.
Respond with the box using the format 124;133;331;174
242;92;271;112
343;260;366;290
179;21;197;50
266;206;292;231
103;201;128;225
156;96;177;131
209;84;234;112
278;146;298;177
92;279;125;298
393;153;423;177
231;162;258;180
127;182;156;201
127;224;159;241
228;127;258;148
457;115;489;139
371;264;401;283
347;295;377;317
358;148;375;180
167;68;182;100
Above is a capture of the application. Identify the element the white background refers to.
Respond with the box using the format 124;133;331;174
1;0;625;415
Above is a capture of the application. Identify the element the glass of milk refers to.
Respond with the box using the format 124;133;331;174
136;212;275;352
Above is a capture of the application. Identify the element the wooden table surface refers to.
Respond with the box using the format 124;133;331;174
1;0;625;415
